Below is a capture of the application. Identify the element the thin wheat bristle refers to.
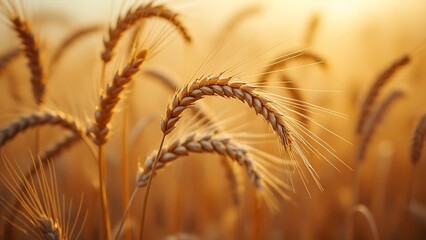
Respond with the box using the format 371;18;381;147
0;111;83;148
357;90;404;161
10;17;45;105
0;48;21;73
0;154;84;240
137;133;262;189
356;54;410;134
91;50;147;146
411;113;426;164
161;75;294;150
50;25;102;65
101;2;191;63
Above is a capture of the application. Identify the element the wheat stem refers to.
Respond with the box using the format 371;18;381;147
138;134;165;240
98;145;111;240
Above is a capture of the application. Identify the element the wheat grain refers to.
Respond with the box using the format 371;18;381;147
357;90;404;161
101;2;190;63
356;54;410;133
137;133;262;189
161;75;293;150
91;50;147;146
0;111;83;148
411;113;426;164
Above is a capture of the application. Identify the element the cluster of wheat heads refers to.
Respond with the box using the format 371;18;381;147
4;0;426;239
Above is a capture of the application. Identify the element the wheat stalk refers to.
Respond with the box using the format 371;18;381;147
357;90;404;161
0;111;83;148
137;133;261;189
411;113;426;164
101;2;190;63
356;54;410;133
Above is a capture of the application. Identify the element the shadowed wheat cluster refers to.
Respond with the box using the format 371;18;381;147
0;0;425;239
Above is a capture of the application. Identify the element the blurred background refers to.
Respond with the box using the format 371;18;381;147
1;0;426;239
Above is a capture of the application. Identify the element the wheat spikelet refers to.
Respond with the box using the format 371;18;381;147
50;25;102;65
9;16;45;105
101;2;191;63
357;90;404;161
411;113;426;164
356;54;410;133
91;50;147;146
0;48;20;73
0;154;86;240
161;75;293;150
137;133;262;189
0;111;83;148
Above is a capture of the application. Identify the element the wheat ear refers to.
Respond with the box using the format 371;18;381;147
0;48;21;73
356;54;410;133
50;25;102;66
137;133;261;188
0;111;82;147
161;75;293;149
10;17;45;105
91;50;147;146
357;90;404;161
101;2;190;63
411;113;426;164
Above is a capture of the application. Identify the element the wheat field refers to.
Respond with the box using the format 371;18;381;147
0;0;425;239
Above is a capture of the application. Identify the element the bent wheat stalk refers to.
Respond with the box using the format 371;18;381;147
356;54;410;133
137;133;261;188
357;90;404;161
116;133;262;239
144;68;240;204
0;111;82;147
101;2;190;63
411;113;426;164
140;75;295;238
